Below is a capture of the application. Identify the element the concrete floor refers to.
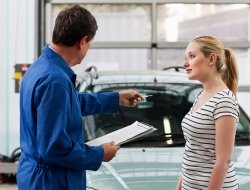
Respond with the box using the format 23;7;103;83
0;184;18;190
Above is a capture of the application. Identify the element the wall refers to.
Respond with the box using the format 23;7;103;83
0;0;35;155
0;1;250;155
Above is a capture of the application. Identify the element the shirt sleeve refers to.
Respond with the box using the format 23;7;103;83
35;83;104;171
213;95;239;123
77;92;119;116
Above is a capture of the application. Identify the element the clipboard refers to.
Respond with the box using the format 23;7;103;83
86;121;157;146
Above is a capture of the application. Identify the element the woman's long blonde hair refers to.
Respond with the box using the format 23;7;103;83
192;35;239;96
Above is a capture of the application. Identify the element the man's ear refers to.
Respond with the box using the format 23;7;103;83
79;36;88;49
208;53;217;66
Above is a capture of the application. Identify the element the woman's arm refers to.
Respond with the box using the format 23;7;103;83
208;115;237;190
176;174;182;190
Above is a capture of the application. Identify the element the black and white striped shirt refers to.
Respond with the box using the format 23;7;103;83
181;89;239;190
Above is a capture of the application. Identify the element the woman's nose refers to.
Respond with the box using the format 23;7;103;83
183;59;188;67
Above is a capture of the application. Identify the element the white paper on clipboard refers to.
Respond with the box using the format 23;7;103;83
86;121;157;146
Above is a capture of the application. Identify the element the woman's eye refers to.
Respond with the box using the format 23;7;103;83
190;54;195;59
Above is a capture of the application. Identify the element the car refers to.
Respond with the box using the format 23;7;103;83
76;66;250;190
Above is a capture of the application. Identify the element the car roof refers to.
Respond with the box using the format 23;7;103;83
76;66;200;91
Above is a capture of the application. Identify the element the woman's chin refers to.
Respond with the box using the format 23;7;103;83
187;75;195;80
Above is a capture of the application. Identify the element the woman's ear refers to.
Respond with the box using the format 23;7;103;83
208;53;217;66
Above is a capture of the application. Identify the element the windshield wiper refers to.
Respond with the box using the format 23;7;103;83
149;132;184;138
236;131;250;135
235;132;250;144
97;122;128;130
87;186;99;190
236;131;250;138
161;132;184;136
122;132;184;144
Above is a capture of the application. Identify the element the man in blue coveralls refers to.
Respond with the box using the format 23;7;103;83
17;4;143;190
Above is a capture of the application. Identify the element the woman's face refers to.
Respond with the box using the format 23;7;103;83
183;41;211;81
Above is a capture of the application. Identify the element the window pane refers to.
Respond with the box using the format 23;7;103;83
51;4;151;42
157;49;185;70
233;48;250;86
72;49;151;72
157;4;250;42
157;48;250;85
238;92;250;118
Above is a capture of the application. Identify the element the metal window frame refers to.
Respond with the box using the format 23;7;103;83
41;0;250;70
47;0;250;4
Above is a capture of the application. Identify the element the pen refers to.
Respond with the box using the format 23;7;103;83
132;94;153;102
143;94;153;98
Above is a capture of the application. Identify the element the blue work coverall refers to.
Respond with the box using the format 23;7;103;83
17;45;119;190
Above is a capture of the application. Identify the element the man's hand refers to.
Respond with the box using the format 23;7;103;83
119;89;144;107
102;141;120;162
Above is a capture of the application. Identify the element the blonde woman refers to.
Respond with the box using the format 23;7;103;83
177;35;239;190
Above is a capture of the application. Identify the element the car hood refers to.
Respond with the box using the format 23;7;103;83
87;147;250;190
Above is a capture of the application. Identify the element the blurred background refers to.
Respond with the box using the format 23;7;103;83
1;0;250;156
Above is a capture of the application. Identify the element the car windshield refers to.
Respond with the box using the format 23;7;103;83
84;83;250;147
